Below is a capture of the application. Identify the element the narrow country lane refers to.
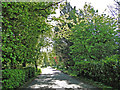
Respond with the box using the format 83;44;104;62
25;66;97;89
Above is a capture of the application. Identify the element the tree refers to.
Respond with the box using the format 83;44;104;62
53;2;79;69
53;3;119;72
69;3;119;62
2;2;59;69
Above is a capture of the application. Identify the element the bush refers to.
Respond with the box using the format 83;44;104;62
75;55;120;88
2;67;35;89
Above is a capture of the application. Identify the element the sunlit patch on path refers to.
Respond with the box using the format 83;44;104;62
26;66;96;89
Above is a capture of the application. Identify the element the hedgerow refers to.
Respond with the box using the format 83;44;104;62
2;67;35;89
72;55;120;88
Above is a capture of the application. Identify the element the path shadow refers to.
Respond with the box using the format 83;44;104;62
25;67;97;89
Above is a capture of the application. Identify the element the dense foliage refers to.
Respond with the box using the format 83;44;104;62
74;55;120;88
2;67;35;88
53;3;120;88
1;1;58;89
1;1;120;89
69;13;118;61
2;2;56;69
53;2;78;68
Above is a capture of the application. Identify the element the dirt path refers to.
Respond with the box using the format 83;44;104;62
26;66;97;89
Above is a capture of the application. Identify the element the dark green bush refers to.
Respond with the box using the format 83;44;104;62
75;55;120;88
2;67;35;89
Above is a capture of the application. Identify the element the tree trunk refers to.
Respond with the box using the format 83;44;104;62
35;61;37;72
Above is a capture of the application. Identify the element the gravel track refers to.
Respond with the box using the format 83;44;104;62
26;66;97;90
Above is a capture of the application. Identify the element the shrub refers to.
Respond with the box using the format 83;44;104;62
75;55;120;88
2;67;35;89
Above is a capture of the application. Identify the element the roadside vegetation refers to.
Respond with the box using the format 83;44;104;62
1;1;120;89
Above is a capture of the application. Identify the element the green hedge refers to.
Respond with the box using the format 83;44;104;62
75;55;120;88
2;67;35;89
2;2;55;69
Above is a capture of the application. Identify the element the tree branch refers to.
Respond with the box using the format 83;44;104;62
38;0;65;11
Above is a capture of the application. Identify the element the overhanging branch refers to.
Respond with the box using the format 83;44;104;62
38;0;65;11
